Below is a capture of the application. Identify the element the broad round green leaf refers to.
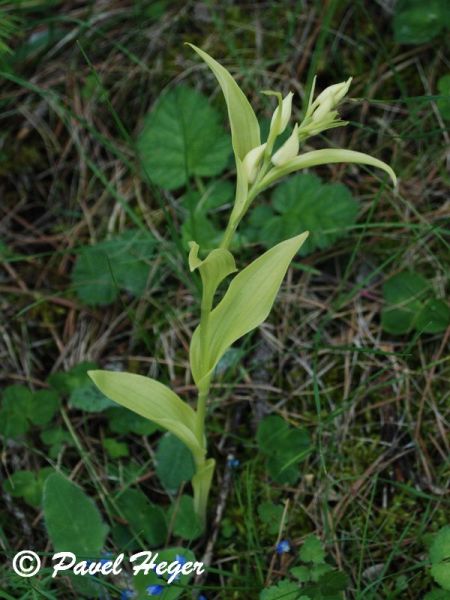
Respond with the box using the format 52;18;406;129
417;299;450;334
155;434;195;493
106;406;159;436
70;383;116;412
0;385;33;438
28;389;59;425
43;473;108;557
168;494;203;541
137;84;231;190
257;415;311;484
393;0;447;44
247;174;358;255
115;488;167;547
381;271;432;334
72;229;155;306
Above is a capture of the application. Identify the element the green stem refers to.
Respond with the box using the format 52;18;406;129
192;456;215;527
220;157;270;250
192;378;213;527
192;281;215;525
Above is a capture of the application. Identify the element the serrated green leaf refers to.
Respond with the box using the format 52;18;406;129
72;229;155;306
311;563;334;583
260;149;396;189
299;535;326;564
393;0;448;45
43;473;108;557
430;526;450;564
258;502;285;535
187;44;260;162
88;370;203;462
190;232;308;386
137;84;231;190
291;566;311;583
247;174;358;255
181;179;234;212
431;564;450;591
260;580;304;600
155;434;196;493
429;524;450;590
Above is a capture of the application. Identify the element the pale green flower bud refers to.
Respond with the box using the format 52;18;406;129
311;96;334;122
242;142;267;183
271;124;299;166
312;77;352;110
298;77;352;140
270;91;293;137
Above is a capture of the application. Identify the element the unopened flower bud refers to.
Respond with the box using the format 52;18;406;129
313;77;352;109
271;124;299;166
270;92;293;137
242;142;267;183
311;95;334;122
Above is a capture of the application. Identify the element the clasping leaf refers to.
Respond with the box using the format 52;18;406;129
88;371;203;462
188;242;237;310
190;231;309;386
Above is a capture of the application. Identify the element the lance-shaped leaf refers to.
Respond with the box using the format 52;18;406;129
189;242;236;309
260;148;397;189
187;43;260;161
190;231;309;386
88;371;203;461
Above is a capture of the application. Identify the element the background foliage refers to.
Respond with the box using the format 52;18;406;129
0;0;448;598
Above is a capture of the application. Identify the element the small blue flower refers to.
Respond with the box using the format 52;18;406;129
198;595;208;600
276;540;291;554
227;455;240;468
170;554;187;581
146;584;164;596
99;552;113;565
121;590;134;600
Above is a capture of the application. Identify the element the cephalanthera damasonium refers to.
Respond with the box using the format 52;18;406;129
89;44;396;527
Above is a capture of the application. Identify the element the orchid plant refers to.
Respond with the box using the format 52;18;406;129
89;44;396;527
